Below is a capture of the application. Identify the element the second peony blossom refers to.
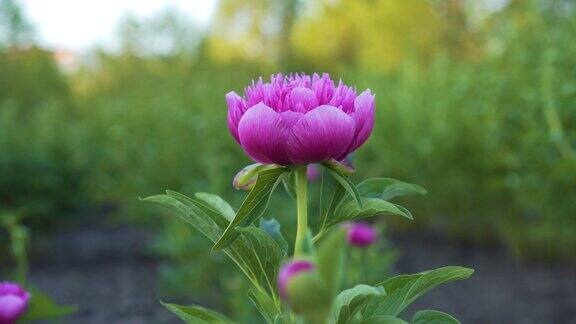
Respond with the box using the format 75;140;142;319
346;222;378;247
227;73;375;165
0;282;30;324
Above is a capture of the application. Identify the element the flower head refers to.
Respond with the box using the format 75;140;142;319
278;260;314;300
346;222;378;247
0;282;30;324
227;73;375;165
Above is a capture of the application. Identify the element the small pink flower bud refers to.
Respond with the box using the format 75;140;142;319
346;222;378;248
278;260;314;300
0;282;30;324
306;164;320;182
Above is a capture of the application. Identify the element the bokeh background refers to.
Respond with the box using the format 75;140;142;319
1;0;575;323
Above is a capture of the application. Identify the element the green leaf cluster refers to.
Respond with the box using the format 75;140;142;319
143;163;472;323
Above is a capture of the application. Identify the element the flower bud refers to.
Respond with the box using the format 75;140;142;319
278;260;314;300
0;282;30;324
306;164;320;182
345;222;378;247
233;163;276;190
279;260;331;318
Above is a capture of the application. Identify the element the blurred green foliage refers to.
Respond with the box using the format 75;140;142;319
0;0;575;316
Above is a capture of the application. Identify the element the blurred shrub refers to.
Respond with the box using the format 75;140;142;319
350;2;576;259
73;56;267;211
0;48;71;112
0;46;88;231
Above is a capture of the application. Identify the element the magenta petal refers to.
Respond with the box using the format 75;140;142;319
226;91;246;143
287;105;356;164
278;260;314;300
238;103;291;164
0;295;27;322
0;283;23;296
346;222;378;247
290;87;318;112
350;89;375;151
279;111;304;129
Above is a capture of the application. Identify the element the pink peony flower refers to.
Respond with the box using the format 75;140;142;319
227;73;375;165
278;260;314;300
346;222;378;248
0;282;30;324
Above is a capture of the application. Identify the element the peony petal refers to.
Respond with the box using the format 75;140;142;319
238;103;291;165
0;295;27;322
279;111;304;129
350;89;375;152
0;283;24;296
287;105;356;164
290;87;318;112
226;91;246;143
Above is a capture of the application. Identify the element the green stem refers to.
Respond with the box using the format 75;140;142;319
294;166;308;256
3;213;28;284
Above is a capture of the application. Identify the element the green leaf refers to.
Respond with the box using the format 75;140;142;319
324;167;363;208
161;301;234;323
281;170;297;199
362;316;408;324
195;192;236;221
411;310;460;324
364;266;473;317
19;288;76;322
248;288;280;324
317;227;346;296
143;193;251;280
260;218;288;255
329;285;385;324
320;198;412;234
319;168;347;230
143;192;282;300
357;178;426;200
142;193;226;241
213;167;288;250
237;226;284;296
273;314;290;324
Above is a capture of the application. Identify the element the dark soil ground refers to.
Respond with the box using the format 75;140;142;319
26;218;576;324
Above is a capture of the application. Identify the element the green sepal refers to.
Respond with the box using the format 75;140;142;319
316;227;347;296
286;271;331;320
322;158;356;176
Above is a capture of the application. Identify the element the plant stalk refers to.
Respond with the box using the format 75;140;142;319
294;166;308;256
